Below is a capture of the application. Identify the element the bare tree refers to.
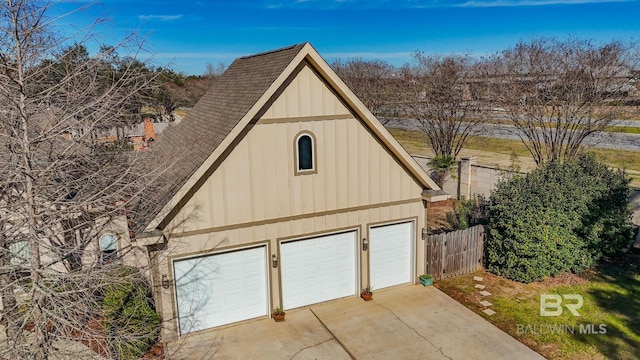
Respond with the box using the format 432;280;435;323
204;61;226;78
332;58;409;123
0;1;163;359
485;38;639;165
408;53;486;160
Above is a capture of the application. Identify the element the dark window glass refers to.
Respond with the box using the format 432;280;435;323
298;135;313;170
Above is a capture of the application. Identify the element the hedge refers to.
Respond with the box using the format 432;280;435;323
486;153;634;283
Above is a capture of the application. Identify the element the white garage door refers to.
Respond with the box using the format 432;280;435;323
173;246;268;334
370;222;413;289
281;231;357;309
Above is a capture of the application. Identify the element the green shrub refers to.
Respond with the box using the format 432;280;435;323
102;265;161;359
486;153;634;283
428;155;457;188
446;195;489;230
572;154;635;258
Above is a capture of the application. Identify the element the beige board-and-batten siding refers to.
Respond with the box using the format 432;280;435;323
156;63;428;340
167;65;422;233
167;118;421;232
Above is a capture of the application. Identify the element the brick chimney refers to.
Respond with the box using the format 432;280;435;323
143;117;156;142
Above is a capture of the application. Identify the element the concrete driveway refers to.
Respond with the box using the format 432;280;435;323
166;285;544;360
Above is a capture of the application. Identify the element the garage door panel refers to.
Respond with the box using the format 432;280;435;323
281;231;357;309
174;246;268;334
370;222;413;289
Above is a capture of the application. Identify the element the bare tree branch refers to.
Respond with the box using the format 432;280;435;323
484;38;639;165
405;53;487;160
0;2;165;359
332;58;409;124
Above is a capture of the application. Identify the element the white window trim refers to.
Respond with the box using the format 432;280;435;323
295;131;316;174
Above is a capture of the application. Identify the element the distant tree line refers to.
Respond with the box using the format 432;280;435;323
332;38;639;167
157;38;638;171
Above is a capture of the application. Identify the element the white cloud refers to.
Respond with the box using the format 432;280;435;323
456;0;635;7
138;14;183;21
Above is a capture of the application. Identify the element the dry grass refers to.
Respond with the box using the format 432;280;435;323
173;108;189;118
390;128;640;187
426;199;454;233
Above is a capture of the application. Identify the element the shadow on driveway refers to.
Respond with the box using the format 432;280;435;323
167;285;544;360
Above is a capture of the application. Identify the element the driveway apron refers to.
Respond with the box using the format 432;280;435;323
166;285;545;360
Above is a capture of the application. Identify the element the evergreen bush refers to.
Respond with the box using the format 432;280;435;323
102;265;161;359
486;153;633;283
446;195;489;230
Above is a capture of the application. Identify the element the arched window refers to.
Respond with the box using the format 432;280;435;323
295;132;316;174
99;233;118;264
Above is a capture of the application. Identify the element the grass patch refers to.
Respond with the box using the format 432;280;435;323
465;136;640;173
435;251;640;360
388;128;429;155
390;128;640;186
464;136;532;158
606;126;640;135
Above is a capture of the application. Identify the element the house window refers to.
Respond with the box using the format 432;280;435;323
295;132;316;174
99;233;118;264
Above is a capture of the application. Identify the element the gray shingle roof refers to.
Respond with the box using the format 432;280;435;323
130;43;307;234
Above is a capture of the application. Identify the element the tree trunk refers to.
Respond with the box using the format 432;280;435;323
0;236;18;342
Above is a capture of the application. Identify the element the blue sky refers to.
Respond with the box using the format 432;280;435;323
53;0;640;75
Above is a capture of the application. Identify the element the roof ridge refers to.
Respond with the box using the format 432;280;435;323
240;43;307;60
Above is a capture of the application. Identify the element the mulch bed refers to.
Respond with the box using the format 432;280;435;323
143;343;165;359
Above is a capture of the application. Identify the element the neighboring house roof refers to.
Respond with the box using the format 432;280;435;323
131;42;439;235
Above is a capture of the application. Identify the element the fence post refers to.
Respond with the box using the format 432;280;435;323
458;157;475;200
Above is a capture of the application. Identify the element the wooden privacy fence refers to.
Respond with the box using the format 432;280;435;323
425;225;486;280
